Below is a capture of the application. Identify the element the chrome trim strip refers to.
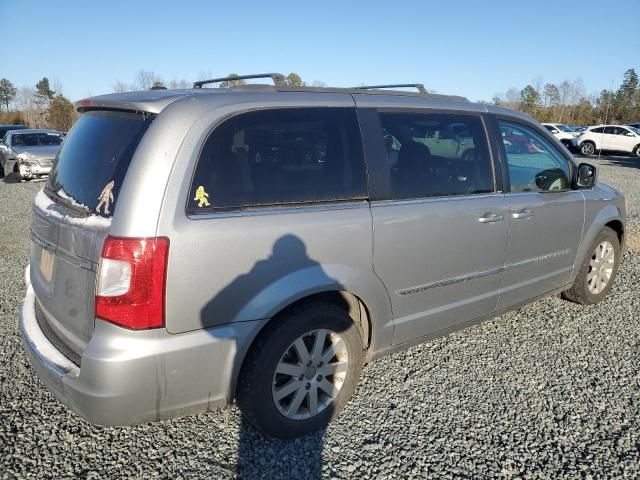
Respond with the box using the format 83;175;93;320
187;200;369;220
397;249;572;296
30;229;55;251
371;193;504;209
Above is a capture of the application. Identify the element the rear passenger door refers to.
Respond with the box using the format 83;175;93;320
358;104;509;345
601;126;618;150
495;119;584;310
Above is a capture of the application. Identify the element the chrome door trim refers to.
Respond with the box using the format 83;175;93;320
397;248;571;296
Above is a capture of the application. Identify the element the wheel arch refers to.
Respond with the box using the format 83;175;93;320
573;206;625;281
231;288;375;399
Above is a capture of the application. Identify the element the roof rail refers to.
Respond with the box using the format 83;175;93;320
193;73;286;89
353;83;428;95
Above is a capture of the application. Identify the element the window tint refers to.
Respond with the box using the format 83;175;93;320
590;127;604;133
613;127;630;135
543;125;555;132
499;121;571;193
189;108;366;211
47;111;153;216
603;126;616;135
377;112;494;199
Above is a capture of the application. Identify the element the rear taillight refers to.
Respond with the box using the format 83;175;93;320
96;236;169;329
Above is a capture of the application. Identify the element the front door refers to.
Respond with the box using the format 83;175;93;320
611;126;638;152
359;107;509;345
496;120;584;310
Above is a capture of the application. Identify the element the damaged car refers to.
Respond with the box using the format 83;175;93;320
0;129;63;180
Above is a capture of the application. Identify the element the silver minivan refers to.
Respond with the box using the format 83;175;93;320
20;74;626;438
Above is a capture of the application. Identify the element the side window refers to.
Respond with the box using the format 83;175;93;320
590;127;604;134
543;125;555;132
189;108;367;211
378;112;494;199
603;126;616;135
499;121;571;193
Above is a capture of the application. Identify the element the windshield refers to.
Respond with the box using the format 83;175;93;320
47;111;153;216
556;125;574;132
12;132;62;147
630;127;640;135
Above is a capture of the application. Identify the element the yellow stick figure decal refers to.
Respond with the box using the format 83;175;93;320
96;180;115;215
194;185;210;207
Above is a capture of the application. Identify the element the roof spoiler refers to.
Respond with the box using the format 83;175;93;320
193;73;286;89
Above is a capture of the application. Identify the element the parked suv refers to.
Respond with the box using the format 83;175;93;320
542;123;579;151
0;128;64;179
578;124;640;157
20;75;626;438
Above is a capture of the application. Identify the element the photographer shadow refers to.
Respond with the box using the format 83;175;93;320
201;234;349;479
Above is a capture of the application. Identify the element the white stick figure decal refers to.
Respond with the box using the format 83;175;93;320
96;180;115;215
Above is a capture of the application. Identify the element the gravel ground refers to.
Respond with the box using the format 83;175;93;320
1;156;639;479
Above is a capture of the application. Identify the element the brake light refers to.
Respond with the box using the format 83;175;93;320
96;236;169;329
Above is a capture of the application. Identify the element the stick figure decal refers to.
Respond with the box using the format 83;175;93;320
194;185;211;208
96;180;115;215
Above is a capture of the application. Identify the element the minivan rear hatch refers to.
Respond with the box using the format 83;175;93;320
30;110;153;360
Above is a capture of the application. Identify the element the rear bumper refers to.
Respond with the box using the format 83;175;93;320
20;268;265;425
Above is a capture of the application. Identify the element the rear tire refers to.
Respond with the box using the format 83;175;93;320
562;227;620;305
14;163;25;182
236;301;364;439
580;141;595;156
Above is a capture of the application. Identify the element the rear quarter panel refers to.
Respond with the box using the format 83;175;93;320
154;93;394;354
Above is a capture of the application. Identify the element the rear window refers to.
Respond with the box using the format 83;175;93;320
188;108;367;212
13;132;62;147
47;111;153;216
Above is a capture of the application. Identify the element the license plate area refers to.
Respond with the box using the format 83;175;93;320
40;248;55;283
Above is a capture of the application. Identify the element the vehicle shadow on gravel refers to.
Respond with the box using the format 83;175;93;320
201;234;349;478
592;155;640;170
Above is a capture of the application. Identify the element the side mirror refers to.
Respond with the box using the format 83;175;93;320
574;163;597;189
625;132;635;137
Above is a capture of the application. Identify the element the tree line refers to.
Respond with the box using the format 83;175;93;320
488;68;639;126
0;77;76;132
2;69;637;133
112;70;326;92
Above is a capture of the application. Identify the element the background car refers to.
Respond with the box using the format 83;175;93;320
568;124;587;133
0;128;63;180
542;123;580;151
626;122;640;130
577;125;640;157
0;124;27;138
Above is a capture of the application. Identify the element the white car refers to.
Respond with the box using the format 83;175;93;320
542;123;579;151
578;125;640;157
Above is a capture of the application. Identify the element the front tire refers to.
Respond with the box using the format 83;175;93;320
580;141;595;156
562;227;620;305
632;144;640;158
237;302;364;438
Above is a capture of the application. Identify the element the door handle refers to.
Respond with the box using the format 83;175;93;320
511;209;534;219
478;213;504;223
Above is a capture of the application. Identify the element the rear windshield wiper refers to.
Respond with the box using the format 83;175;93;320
43;185;92;217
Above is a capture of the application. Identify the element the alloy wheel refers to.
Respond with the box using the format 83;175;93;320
581;143;594;156
587;240;615;294
272;329;348;420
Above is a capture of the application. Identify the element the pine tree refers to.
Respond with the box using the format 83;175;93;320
0;78;17;111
